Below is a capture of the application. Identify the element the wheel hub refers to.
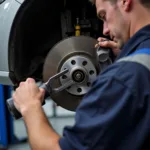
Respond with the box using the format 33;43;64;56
59;55;97;96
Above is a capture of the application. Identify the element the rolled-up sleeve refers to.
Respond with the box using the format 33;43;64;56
59;75;134;150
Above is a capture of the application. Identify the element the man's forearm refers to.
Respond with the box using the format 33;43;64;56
22;102;61;150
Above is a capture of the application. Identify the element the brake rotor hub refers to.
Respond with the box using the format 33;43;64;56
72;69;85;83
59;55;97;96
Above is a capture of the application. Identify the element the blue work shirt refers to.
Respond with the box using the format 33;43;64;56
59;24;150;150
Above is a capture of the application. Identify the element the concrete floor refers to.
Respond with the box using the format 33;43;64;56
8;117;75;150
6;100;75;150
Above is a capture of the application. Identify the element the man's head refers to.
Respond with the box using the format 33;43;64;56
91;0;150;49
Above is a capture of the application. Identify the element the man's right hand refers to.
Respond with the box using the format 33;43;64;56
95;37;120;56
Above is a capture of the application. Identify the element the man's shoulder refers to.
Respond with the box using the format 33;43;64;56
100;59;149;78
98;58;150;91
137;38;150;49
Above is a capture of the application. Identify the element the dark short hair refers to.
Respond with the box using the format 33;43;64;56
139;0;150;8
89;0;117;5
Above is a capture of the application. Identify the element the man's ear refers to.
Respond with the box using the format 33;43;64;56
122;0;132;11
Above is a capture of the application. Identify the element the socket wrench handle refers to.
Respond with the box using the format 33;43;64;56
6;84;48;120
6;69;73;120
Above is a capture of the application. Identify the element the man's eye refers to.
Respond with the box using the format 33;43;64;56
101;14;106;21
98;12;106;21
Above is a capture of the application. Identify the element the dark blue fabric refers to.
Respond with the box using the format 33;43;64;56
59;24;150;150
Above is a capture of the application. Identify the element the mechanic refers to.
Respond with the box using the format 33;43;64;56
13;0;150;149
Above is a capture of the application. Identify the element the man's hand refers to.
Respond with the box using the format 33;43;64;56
12;78;61;150
95;37;120;56
13;78;45;116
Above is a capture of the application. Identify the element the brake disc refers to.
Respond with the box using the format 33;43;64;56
43;36;100;111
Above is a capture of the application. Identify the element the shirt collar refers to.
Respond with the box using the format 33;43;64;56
117;24;150;60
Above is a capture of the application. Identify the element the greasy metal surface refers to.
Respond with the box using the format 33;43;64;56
43;36;98;111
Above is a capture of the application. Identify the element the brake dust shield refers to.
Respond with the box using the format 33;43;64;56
42;36;99;111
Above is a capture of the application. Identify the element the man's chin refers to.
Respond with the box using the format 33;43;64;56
118;42;124;50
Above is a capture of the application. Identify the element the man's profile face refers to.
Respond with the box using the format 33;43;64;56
95;0;130;49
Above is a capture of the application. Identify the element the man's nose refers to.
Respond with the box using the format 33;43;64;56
103;23;110;36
